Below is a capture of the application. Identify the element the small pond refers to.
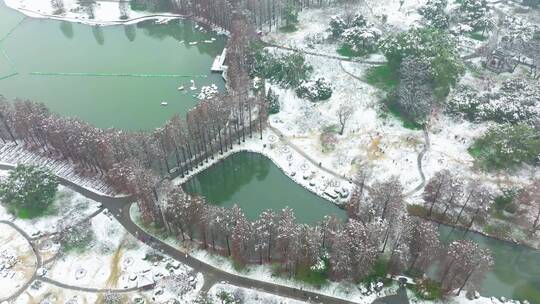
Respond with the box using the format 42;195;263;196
183;151;346;224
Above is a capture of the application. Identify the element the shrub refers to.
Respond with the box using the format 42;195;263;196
296;78;333;101
266;88;280;114
341;26;381;55
0;165;58;218
418;0;450;29
411;279;443;300
447;79;540;125
320;126;338;153
380;27;463;100
250;51;313;88
58;221;94;252
330;13;380;56
329;13;368;38
492;187;519;214
469;123;540;170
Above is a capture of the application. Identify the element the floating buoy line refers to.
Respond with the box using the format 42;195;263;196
29;72;208;78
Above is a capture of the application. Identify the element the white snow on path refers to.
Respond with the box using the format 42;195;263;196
3;0;187;26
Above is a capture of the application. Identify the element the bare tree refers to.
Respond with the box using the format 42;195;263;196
517;179;540;235
51;0;65;15
337;104;354;135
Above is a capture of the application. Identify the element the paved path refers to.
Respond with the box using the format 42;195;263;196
404;127;430;196
38;277;145;294
263;41;386;65
0;162;363;304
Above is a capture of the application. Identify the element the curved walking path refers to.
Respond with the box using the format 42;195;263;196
404;127;430;196
263;41;386;65
0;221;42;302
38;277;145;294
339;61;430;196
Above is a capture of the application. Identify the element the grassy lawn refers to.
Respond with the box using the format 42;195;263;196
364;64;398;92
336;44;368;58
7;203;57;219
385;101;423;130
271;260;330;286
365;64;422;130
360;258;391;285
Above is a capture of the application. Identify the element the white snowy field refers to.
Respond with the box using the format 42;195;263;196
3;0;186;26
261;0;539;200
0;223;36;300
43;211;203;303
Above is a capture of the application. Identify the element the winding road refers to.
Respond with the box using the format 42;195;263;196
0;162;365;304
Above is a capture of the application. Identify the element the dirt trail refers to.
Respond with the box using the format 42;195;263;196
96;237;126;302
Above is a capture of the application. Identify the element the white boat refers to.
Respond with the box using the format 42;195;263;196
189;41;198;45
161;102;168;106
178;86;185;91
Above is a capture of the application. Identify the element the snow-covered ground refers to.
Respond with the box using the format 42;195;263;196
209;283;309;304
0;223;36;300
3;0;186;26
261;0;538;201
42;211;203;303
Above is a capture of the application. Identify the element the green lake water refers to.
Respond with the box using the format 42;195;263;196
0;2;226;130
439;225;540;303
183;151;346;224
1;3;538;303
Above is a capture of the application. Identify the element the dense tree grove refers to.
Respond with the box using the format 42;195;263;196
158;175;472;288
380;27;463;101
469;123;540;170
447;79;540;125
